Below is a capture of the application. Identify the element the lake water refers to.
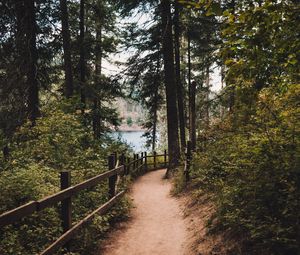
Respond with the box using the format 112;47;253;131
112;131;147;152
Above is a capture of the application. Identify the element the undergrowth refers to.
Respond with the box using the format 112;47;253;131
0;101;133;255
176;85;300;255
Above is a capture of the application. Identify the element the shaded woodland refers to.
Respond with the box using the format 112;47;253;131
0;0;299;254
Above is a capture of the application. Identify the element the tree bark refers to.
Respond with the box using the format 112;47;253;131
152;92;158;152
189;81;196;151
161;0;180;173
60;0;74;98
220;65;225;118
2;145;9;161
93;9;102;138
15;0;27;100
205;66;210;128
79;0;86;112
187;27;191;98
187;25;192;131
152;43;161;152
15;0;25;71
24;0;39;123
228;0;235;113
174;1;186;152
187;26;196;149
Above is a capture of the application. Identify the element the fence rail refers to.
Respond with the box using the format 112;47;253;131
0;165;124;227
40;191;125;255
0;150;170;255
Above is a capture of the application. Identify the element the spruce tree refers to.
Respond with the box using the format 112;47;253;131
60;0;74;98
161;0;180;171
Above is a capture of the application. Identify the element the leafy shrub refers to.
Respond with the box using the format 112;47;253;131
0;101;132;255
187;84;300;254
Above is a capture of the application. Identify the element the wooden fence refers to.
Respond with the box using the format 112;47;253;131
0;150;170;255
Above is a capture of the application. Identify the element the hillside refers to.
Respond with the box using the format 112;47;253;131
114;98;146;132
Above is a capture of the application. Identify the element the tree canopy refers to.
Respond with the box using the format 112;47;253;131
0;0;299;254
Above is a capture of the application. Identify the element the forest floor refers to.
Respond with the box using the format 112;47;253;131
99;169;228;255
99;169;188;255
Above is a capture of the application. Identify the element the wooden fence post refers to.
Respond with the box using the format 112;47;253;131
60;171;72;252
108;154;117;198
144;152;148;171
141;152;144;170
132;154;135;171
153;151;157;169
119;153;125;175
136;154;139;171
164;149;167;167
185;141;192;182
127;158;130;175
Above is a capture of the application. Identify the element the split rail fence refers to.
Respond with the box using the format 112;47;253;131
0;150;170;255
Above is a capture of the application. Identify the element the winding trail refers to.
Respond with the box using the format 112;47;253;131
101;169;187;255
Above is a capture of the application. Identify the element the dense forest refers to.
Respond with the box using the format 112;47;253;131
0;0;299;254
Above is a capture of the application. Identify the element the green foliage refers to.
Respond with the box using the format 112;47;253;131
126;116;133;127
0;165;61;255
221;1;300;90
175;1;300;253
178;0;223;16
190;84;300;254
0;101;132;255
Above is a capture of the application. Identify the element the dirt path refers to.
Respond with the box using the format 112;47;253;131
100;169;187;255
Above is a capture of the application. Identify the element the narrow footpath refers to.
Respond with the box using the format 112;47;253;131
100;169;187;255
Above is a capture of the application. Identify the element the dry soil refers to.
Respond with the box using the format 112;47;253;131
100;169;188;255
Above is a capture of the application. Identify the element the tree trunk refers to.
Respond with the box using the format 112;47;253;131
152;97;157;152
60;0;73;98
152;43;161;152
24;0;39;124
205;66;210;128
220;65;225;118
189;81;196;151
174;1;186;152
15;0;25;71
161;0;180;173
2;145;9;161
15;0;27;100
187;26;196;149
152;82;159;152
187;27;191;99
228;0;235;113
93;12;102;139
187;25;192;130
79;0;86;112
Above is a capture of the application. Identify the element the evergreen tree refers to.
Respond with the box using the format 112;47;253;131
174;1;186;152
120;4;164;151
79;0;86;111
60;0;74;98
23;0;40;123
161;0;180;172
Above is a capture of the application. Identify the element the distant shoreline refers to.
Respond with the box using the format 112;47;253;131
116;124;146;132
